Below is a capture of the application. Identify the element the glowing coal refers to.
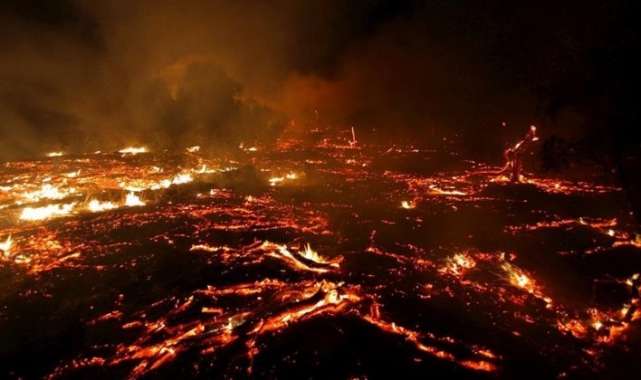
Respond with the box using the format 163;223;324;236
0;134;638;379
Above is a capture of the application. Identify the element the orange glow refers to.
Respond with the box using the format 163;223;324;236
1;132;638;379
119;147;148;155
440;252;476;277
20;202;76;221
0;235;11;257
401;200;416;209
87;199;118;212
264;242;342;273
125;192;145;207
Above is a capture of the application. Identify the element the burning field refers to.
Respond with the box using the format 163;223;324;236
1;131;640;379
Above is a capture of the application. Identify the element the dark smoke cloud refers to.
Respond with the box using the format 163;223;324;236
1;0;607;160
0;0;423;159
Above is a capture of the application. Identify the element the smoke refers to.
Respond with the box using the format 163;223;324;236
1;0;545;160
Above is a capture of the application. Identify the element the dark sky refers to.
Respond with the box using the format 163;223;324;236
0;0;631;159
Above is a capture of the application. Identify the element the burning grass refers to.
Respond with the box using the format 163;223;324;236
0;136;640;379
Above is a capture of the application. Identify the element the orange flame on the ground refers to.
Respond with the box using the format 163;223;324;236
440;252;476;276
87;200;118;212
119;147;147;155
401;200;416;209
299;243;339;266
125;192;145;207
19;202;76;221
1;235;11;257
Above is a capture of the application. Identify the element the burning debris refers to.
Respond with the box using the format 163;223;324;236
468;125;539;183
0;133;639;379
504;125;538;182
348;127;358;148
118;147;148;156
0;235;11;257
401;200;416;209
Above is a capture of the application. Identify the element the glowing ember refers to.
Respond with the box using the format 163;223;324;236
0;132;638;379
46;152;64;157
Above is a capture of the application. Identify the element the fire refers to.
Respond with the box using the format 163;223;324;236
269;177;284;185
1;128;639;378
119;147;147;155
441;252;476;276
501;262;538;295
21;184;76;202
299;243;337;266
125;192;145;207
268;172;298;186
514;273;531;288
401;200;416;209
625;273;639;287
0;235;11;257
348;126;357;147
87;200;118;212
427;185;468;196
46;152;64;157
20;203;76;221
261;242;342;273
619;304;630;319
152;173;194;189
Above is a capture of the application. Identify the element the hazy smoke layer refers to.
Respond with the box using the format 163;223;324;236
0;0;613;159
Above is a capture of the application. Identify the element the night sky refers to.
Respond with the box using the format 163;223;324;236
0;0;635;160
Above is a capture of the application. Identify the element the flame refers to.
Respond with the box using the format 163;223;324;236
441;252;476;277
299;243;336;266
0;235;11;257
269;172;298;186
261;242;341;273
87;200;118;212
269;177;284;185
125;192;145;207
46;151;64;157
501;262;537;294
427;185;468;196
152;173;194;190
21;184;76;202
401;200;416;209
2;128;639;377
620;304;630;318
170;173;193;185
19;203;76;221
119;147;147;155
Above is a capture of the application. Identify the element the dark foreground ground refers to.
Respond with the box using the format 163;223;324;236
1;134;640;379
